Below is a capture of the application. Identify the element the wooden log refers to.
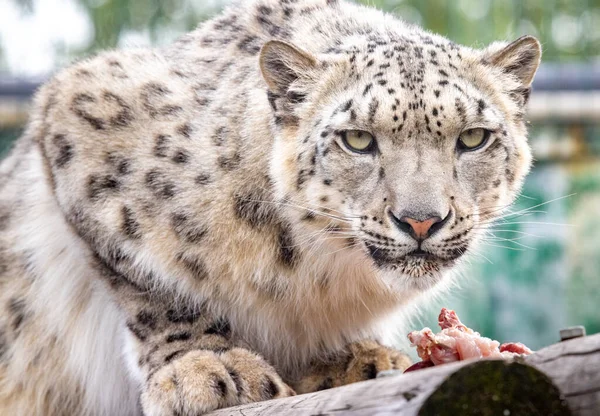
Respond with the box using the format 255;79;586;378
208;333;600;416
527;333;600;415
418;360;570;415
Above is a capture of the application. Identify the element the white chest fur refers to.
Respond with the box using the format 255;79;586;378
14;148;141;416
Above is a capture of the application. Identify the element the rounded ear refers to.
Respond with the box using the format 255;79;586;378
485;35;542;87
259;40;317;94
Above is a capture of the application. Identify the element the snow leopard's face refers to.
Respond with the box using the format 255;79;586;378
261;33;540;291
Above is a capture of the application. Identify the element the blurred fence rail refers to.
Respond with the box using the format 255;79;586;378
529;63;600;123
0;77;44;129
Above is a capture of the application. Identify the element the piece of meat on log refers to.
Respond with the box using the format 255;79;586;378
406;308;533;371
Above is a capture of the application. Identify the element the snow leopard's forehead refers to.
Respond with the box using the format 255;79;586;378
315;32;505;145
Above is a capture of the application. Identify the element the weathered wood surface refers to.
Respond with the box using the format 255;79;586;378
210;359;468;416
527;333;600;415
208;333;600;416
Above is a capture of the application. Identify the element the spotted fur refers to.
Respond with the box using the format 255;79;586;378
0;0;540;414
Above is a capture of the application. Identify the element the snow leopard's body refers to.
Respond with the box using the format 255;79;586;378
0;0;540;414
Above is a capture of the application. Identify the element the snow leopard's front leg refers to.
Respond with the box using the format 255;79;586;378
118;286;294;415
141;348;294;415
292;340;412;394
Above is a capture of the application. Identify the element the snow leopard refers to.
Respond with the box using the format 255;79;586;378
0;0;541;414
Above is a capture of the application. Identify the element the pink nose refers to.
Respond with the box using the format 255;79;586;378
401;216;441;240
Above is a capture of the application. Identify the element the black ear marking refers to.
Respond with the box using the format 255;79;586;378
259;40;317;95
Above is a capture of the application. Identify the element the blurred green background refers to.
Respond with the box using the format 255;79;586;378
1;0;599;350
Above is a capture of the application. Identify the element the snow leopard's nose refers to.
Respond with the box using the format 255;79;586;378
389;211;450;241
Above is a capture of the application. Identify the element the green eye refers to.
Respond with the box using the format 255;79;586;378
458;128;490;150
341;130;376;153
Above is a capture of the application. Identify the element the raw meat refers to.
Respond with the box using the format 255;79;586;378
406;308;533;371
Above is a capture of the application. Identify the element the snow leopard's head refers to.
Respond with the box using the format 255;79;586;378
261;28;540;292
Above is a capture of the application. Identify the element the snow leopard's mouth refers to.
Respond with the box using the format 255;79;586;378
406;248;432;259
365;242;438;264
363;241;464;275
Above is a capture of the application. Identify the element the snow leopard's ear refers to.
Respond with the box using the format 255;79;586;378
260;40;318;96
485;35;542;87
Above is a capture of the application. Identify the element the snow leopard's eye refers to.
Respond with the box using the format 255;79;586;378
457;128;491;151
341;130;376;153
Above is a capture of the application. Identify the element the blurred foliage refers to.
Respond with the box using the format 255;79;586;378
0;128;21;156
9;0;227;53
77;0;217;50
5;0;600;61
369;0;600;61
